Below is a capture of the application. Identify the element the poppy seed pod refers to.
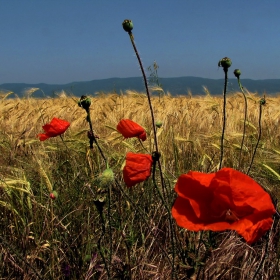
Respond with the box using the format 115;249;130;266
218;57;232;70
155;121;163;128
234;69;241;78
122;19;133;32
260;97;266;106
78;95;91;111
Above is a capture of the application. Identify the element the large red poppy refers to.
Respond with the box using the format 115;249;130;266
117;119;146;141
172;168;276;244
37;117;70;141
123;152;153;187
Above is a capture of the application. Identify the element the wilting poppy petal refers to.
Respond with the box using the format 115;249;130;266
172;168;276;244
123;152;153;187
37;117;70;141
117;119;146;141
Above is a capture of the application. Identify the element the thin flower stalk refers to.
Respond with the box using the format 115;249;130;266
78;95;107;164
247;96;266;175
151;152;177;279
234;69;248;169
218;57;232;170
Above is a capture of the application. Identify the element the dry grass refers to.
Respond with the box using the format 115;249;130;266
1;91;280;279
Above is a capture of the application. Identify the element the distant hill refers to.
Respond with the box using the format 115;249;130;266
1;76;280;98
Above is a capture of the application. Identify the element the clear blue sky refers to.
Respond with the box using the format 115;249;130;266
1;1;280;84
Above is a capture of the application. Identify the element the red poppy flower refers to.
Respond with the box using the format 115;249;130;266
123;152;153;187
172;168;276;244
37;117;70;141
117;119;146;141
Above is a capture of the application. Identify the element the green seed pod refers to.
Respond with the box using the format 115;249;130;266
259;97;266;106
122;19;133;32
218;57;232;69
155;121;163;128
99;168;114;186
233;69;241;78
78;95;91;110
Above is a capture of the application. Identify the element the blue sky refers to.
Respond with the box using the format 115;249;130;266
0;1;280;84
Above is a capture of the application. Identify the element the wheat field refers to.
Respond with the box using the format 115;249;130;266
1;91;280;279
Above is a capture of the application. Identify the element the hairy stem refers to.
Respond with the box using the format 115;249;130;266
247;99;264;175
219;68;228;170
86;108;107;164
236;78;248;169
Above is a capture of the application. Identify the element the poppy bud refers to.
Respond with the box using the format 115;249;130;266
122;19;133;33
99;168;114;186
78;95;91;111
233;69;241;78
155;121;163;128
50;191;58;200
218;57;232;70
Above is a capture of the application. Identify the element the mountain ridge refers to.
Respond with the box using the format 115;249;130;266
1;76;280;98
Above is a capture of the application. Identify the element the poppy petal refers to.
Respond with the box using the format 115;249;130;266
37;133;50;141
172;167;276;244
117;119;146;141
37;117;70;141
123;152;152;187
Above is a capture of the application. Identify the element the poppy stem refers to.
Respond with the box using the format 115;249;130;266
234;71;248;170
152;162;177;279
59;135;70;152
138;138;149;153
247;96;265;175
86;108;107;164
127;32;159;154
219;69;228;169
218;57;231;170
